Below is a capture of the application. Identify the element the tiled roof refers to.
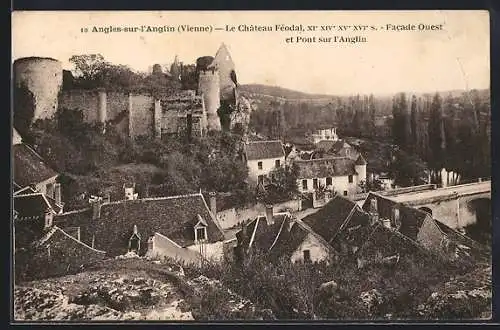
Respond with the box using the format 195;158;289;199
13;128;22;145
356;222;434;265
355;154;367;165
92;193;225;256
245;140;285;160
302;195;358;243
13;144;58;188
315;140;337;151
14;193;57;218
270;219;336;260
294;157;356;179
54;208;94;246
362;192;429;240
434;220;490;261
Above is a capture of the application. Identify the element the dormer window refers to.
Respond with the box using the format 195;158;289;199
194;214;208;242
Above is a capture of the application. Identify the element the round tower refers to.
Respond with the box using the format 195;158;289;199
355;154;367;184
197;64;221;131
13;57;63;121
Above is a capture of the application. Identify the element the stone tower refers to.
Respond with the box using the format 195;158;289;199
209;43;237;103
13;57;63;122
198;67;221;131
170;55;181;81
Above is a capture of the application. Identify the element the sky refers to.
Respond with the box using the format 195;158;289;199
12;10;490;96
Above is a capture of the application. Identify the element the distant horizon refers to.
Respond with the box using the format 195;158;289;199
12;11;490;95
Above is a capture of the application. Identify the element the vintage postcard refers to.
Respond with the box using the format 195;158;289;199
11;10;491;322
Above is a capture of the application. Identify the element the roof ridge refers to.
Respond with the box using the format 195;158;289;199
101;192;204;206
55;227;107;254
246;140;282;144
154;232;183;248
58;207;92;216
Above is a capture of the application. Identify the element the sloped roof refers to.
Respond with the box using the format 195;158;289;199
355;154;367;165
14;193;58;218
294;157;356;179
270;219;336;260
245;140;285;160
302;195;358;243
13;128;22;145
92;193;225;256
356;222;435;265
13;144;58;188
362;192;430;240
315;140;337;151
236;213;293;252
434;220;490;261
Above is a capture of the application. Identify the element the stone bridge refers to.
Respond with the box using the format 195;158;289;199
384;180;491;230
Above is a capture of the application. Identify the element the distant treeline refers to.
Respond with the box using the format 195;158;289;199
249;89;490;181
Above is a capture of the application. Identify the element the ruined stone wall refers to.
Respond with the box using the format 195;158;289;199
129;94;154;138
106;92;130;121
14;57;63;121
59;90;100;123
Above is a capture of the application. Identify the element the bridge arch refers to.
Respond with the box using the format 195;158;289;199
464;197;491;243
418;207;433;216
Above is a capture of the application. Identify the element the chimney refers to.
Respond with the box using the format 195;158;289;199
92;200;101;220
209;192;217;216
265;204;274;225
54;183;61;205
369;198;379;225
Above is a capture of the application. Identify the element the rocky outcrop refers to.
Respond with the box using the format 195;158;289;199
416;266;491;319
14;270;192;321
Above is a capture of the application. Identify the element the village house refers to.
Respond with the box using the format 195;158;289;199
314;140;359;161
14;191;64;248
360;192;489;262
311;127;339;144
13;129;62;204
54;187;229;264
301;195;371;256
244;140;286;186
234;206;334;264
302;193;488;267
294;154;367;197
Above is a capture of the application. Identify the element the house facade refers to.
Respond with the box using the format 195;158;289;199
234;206;334;264
311;128;339;144
54;189;228;264
13;137;62;206
244;140;285;186
294;155;367;197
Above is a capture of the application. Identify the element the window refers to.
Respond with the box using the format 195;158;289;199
348;175;353;183
258;175;264;185
302;180;308;190
346;148;350;156
343;190;348;196
313;178;318;189
258;161;263;170
196;227;207;241
275;159;281;167
303;249;311;263
46;183;54;199
326;177;332;186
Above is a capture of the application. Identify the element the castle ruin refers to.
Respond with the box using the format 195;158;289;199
13;43;248;139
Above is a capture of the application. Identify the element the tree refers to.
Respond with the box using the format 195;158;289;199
69;54;109;84
262;164;299;204
409;95;418;153
428;93;445;171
